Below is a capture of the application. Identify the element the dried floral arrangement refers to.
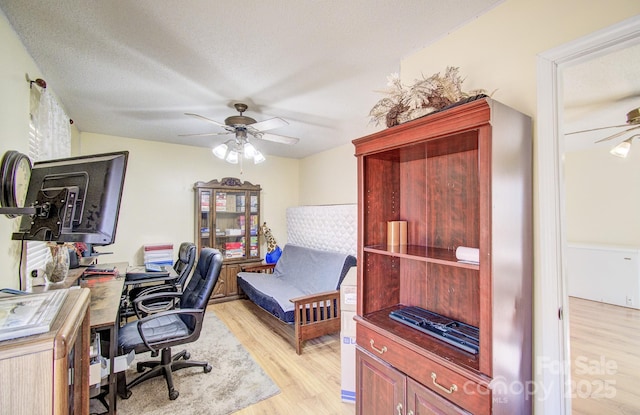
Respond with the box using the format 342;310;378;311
369;66;488;128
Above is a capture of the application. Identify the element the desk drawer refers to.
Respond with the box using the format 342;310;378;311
357;324;491;414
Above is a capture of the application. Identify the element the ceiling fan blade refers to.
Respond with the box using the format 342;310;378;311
594;125;640;143
185;113;232;131
247;117;288;132
565;124;629;135
178;131;232;137
255;132;300;145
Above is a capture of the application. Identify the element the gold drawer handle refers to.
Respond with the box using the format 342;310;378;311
396;403;402;415
370;339;387;354
431;372;458;394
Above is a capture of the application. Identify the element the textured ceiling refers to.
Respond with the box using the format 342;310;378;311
0;0;504;159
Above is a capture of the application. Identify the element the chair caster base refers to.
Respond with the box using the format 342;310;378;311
119;389;132;400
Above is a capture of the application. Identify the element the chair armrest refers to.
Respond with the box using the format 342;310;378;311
135;308;204;352
289;290;340;304
134;283;178;298
241;263;276;273
133;291;182;303
132;291;182;319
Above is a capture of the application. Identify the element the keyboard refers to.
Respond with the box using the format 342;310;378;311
389;306;479;354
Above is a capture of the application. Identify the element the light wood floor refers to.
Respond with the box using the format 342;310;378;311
210;300;355;415
212;297;640;415
569;296;640;415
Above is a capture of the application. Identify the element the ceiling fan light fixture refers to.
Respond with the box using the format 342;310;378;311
243;142;257;159
225;149;239;164
610;138;632;158
253;151;266;164
212;142;229;159
184;103;298;168
213;138;265;165
610;134;640;158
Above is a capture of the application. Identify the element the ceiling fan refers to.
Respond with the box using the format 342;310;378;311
181;103;299;166
565;106;640;157
181;103;299;145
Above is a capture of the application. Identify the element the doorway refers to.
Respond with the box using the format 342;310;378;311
537;15;640;415
563;39;640;415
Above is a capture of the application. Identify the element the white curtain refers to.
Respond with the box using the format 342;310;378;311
30;88;71;161
24;87;71;289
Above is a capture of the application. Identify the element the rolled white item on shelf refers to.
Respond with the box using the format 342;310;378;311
455;246;479;264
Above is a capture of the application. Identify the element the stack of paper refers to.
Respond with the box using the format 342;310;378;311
0;289;68;341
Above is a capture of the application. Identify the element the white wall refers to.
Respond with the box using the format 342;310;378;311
79;133;299;266
565;147;640;246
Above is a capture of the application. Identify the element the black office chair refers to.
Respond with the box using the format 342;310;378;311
125;242;197;318
118;247;223;400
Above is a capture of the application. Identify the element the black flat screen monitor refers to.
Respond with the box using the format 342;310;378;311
13;151;129;245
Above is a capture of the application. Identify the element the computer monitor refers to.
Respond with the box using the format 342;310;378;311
12;151;129;245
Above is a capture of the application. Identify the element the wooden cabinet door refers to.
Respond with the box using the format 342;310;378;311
212;264;228;299
224;263;241;297
356;348;406;415
407;378;470;415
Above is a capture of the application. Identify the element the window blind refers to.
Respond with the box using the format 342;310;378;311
24;87;71;287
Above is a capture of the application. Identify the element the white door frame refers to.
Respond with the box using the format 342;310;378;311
536;15;640;415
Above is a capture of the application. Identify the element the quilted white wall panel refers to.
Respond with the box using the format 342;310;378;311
287;204;357;256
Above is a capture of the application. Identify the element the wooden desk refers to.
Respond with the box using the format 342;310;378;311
30;261;127;291
80;275;125;415
33;263;127;415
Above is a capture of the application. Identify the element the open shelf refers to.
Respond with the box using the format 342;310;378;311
364;245;479;270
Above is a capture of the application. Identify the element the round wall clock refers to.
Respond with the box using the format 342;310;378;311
0;151;32;218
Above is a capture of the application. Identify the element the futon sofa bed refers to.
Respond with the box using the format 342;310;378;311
237;243;356;354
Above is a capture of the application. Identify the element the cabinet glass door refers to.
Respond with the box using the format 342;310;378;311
215;190;247;259
199;190;211;248
248;191;260;259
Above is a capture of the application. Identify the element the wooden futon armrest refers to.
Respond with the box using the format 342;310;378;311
289;290;341;355
240;263;276;273
289;290;340;304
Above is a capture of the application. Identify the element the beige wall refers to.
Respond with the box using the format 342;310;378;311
79;133;299;266
299;143;357;206
402;0;639;119
565;147;640;246
0;11;43;288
